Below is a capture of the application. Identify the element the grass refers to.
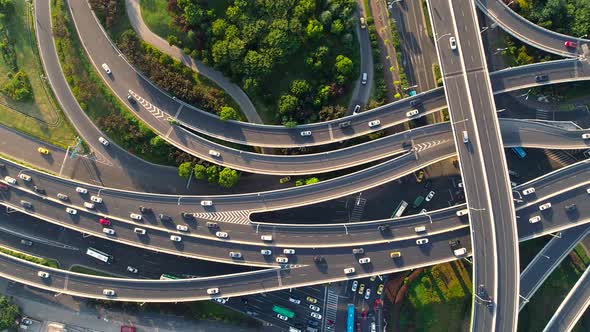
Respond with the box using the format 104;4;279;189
421;0;434;38
140;0;179;39
70;265;116;277
0;246;59;268
363;0;373;18
0;0;77;149
399;261;472;331
432;63;442;87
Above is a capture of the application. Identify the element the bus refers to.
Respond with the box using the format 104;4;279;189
391;200;408;218
412;195;425;208
512;147;527;159
272;305;295;319
160;274;181;280
347;304;355;332
86;247;113;264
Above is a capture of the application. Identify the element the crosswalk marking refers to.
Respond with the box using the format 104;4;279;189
128;89;170;119
323;289;339;331
350;197;367;222
193;210;251;224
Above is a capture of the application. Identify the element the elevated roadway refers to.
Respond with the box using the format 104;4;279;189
543;264;590;332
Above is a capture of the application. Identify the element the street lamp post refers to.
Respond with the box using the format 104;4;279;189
435;33;451;43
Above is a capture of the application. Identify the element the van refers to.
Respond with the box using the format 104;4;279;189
361;73;368;85
83;202;95;209
344;267;355;274
133;227;146;235
261;235;273;242
463;131;468;143
414;225;426;233
453;247;467;256
456;208;469;216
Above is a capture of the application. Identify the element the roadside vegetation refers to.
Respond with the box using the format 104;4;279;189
0;296;20;330
0;245;59;268
388;17;409;98
141;0;360;124
0;0;76;148
421;0;433;38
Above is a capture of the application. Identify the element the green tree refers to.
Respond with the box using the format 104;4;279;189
335;55;353;77
306;19;324;40
331;19;344;35
206;165;219;184
320;10;333;26
283;120;298;128
305;177;319;185
149;135;166;148
290;80;311;98
220;106;239;121
2;71;32;101
178;162;193;177
218;167;241;188
294;0;316;20
193;164;207;180
0;295;19;330
211;19;227;38
278;94;299;116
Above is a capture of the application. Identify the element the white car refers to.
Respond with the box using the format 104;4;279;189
103;289;116;296
416;238;429;245
170;235;182;242
101;63;111;75
213;298;227;304
229;252;242;258
353;104;361;114
207;288;219;295
76;187;88;194
289;297;301;304
406;109;419;117
98;137;109;146
176;224;189;232
103;228;115;235
277;314;289;321
351;280;358;292
208;150;221;157
134;227;146;235
83;202;95;209
201;200;213;206
529;216;541;224
453;248;467;256
37;271;50;278
57;193;69;201
260;249;272;255
4;176;15;184
283;248;295;255
276;257;289;263
216;231;228;238
425;190;436;202
66;207;77;215
126;266;138;273
19;174;31;181
309;304;320;312
90;195;103;203
300;130;312;137
449;36;457;50
364;288;371;300
522;187;536;195
359;257;371;264
130;213;142;221
539;202;552;211
582;133;590;139
368;120;381;128
344;267;355;274
310;312;322;320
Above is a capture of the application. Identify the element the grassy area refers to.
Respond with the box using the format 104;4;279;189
0;246;59;268
421;0;433;38
0;0;77;148
363;0;372;18
140;0;179;39
70;265;116;277
399;261;472;331
432;63;442;87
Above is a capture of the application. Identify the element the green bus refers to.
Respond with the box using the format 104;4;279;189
160;274;181;280
273;305;295;319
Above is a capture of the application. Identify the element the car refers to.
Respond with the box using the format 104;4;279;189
130;213;142;221
344;267;355;274
309;304;320;312
20;239;33;246
21;318;33;326
339;120;352;128
103;228;115;235
415;170;425;183
159;214;172;222
308;320;320;327
410;99;421;107
76;187;88;194
101;63;112;74
310;312;322;320
377;284;384;295
359;257;371;264
261;235;273;242
456;209;469;216
390;251;402;258
37;271;50;278
283;248;296;255
566;203;577;212
582;133;590;139
449;36;457;50
182;212;195;219
207;288;219;295
361;72;368;85
18;173;31;181
378;225;390;233
279;176;292;184
126;266;138;273
206;222;219;229
522;187;536;195
139;206;151;213
57;193;69;201
229;252;242;258
352;248;364;255
103;289;116;296
360;17;366;29
33;186;45;194
352;104;362;116
3;176;15;184
565;41;578;48
38;147;50;154
539;202;552;211
364;288;371;300
208;150;220;157
276;257;289;263
98;136;109;146
358;283;365;295
99;218;111;226
201;200;213;206
127;94;135;103
306;296;318;304
83;202;95;209
170;235;182;242
535;74;549;82
425;190;436;202
300;130;312;137
406;109;419;117
133;227;146;235
216;231;228;238
414;225;426;233
370;276;376;282
463;130;469;143
453;247;467;256
368;120;381;128
20;200;32;208
416;238;429;245
289;297;301;304
90;195;103;203
176;224;189;232
313;256;326;264
213;298;227;304
277;314;288;321
66;207;77;215
351;280;358;292
529;216;541;224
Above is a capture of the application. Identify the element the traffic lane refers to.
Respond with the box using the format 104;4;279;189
501;119;590;150
428;0;463;77
514;159;590;200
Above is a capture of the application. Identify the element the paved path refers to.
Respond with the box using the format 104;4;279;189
125;0;261;124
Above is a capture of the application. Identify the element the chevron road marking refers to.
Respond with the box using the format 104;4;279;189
412;139;451;153
192;210;251;224
128;90;169;119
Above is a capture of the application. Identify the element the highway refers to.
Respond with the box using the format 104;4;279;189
543;264;590;332
428;0;518;331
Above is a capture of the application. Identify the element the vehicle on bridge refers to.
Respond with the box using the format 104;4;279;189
272;305;295;319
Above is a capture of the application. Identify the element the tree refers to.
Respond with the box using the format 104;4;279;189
220;106;239;121
305;177;319;185
193;164;207;180
290;80;311;98
206;165;219;184
306;19;324;40
218;167;240;188
335;55;353;77
283;120;298;128
0;296;19;330
278;94;299;116
2;71;32;101
178;162;193;177
320;10;333;26
331;19;344;35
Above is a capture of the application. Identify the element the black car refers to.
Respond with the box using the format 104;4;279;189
535;74;549;82
127;94;136;103
410;99;421;107
565;203;577;212
139;206;152;213
182;212;194;219
33;186;46;194
378;225;390;233
449;240;461;250
339;121;351;128
308;320;319;327
314;256;326;264
159;214;172;221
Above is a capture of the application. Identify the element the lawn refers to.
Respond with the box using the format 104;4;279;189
0;0;77;148
399;261;472;331
70;265;116;277
0;246;59;268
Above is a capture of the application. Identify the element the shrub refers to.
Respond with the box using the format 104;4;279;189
178;161;193;177
218;167;240;188
2;71;32;101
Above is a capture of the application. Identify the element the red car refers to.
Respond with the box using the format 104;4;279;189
565;41;578;48
99;218;111;226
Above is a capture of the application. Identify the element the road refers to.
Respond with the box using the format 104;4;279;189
428;0;518;330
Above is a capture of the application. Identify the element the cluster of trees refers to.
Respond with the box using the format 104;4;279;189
178;161;241;188
2;70;32;101
88;0;119;29
0;296;19;330
295;177;320;186
517;0;590;37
